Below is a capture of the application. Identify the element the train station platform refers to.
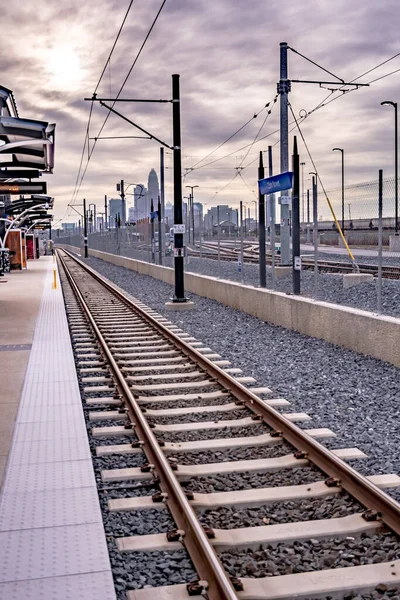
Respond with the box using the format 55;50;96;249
0;258;116;599
0;258;51;486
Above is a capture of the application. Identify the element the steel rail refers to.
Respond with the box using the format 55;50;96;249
59;248;400;538
58;250;239;600
188;247;400;278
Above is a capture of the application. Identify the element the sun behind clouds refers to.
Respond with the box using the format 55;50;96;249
46;44;83;91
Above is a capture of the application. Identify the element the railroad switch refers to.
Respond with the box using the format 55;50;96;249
186;581;208;596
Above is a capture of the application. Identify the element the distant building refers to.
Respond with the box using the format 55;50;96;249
204;205;238;231
147;168;159;215
128;207;136;223
134;184;147;220
193;202;203;231
62;222;76;233
109;198;123;227
164;201;174;227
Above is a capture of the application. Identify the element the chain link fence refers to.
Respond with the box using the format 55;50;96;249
57;176;400;317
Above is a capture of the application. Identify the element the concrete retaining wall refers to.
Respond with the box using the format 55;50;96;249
57;245;400;368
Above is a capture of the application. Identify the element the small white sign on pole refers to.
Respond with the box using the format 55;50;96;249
173;224;185;234
294;256;302;271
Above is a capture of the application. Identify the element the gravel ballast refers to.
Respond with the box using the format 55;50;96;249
83;256;400;496
60;255;400;600
97;247;400;317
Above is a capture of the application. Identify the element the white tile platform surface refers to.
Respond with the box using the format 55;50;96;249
0;264;116;599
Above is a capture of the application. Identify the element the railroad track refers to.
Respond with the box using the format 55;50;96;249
57;248;400;600
189;244;400;279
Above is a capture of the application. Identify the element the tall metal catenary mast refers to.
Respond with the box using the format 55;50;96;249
279;42;291;265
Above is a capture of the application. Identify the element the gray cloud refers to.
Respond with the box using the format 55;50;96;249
0;0;399;223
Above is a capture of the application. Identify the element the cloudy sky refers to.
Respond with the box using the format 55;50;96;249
2;0;399;223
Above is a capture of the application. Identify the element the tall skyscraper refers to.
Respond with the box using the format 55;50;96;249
134;184;147;220
147;168;159;215
109;198;123;227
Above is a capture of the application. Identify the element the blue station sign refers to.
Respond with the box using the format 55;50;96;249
258;171;293;195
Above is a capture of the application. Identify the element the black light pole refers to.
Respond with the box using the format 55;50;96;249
381;101;398;233
258;151;266;287
83;197;88;258
172;74;186;301
292;136;301;295
332;148;345;232
104;195;108;230
120;180;126;226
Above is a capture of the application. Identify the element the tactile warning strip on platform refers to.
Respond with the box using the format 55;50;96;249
0;266;116;600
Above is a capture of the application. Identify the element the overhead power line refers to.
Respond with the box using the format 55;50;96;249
70;0;167;208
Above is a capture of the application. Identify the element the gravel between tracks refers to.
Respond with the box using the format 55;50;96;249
83;256;400;501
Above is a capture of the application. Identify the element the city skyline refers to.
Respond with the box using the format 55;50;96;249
2;0;399;225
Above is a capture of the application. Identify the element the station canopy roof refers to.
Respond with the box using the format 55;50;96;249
0;116;55;173
0;86;55;173
5;195;54;216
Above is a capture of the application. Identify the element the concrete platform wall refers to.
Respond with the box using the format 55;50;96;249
57;245;400;368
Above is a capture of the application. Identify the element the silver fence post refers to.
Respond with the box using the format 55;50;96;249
377;169;383;313
313;175;318;297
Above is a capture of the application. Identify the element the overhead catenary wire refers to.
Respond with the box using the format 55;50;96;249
70;0;167;208
188;100;273;172
287;101;357;265
69;0;137;211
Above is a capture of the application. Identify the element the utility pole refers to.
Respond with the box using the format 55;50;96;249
258;151;266;287
83;197;88;258
120;180;126;226
171;73;187;302
306;189;311;243
292;136;301;295
104;195;108;230
160;147;165;259
278;41;291;265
